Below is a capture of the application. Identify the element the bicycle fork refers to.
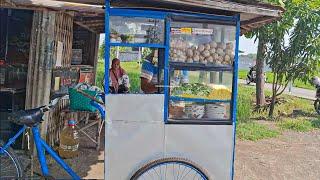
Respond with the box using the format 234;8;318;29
32;127;80;180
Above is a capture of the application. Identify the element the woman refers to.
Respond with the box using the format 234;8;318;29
109;58;129;93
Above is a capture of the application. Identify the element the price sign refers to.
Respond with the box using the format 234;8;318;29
180;28;192;34
192;28;214;35
170;28;181;34
171;27;192;35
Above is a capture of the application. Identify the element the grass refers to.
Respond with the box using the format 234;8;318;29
96;61;141;93
278;118;314;132
236;122;280;141
236;84;313;118
236;85;252;123
277;118;320;132
238;70;314;90
236;85;281;141
235;84;316;140
96;62;317;140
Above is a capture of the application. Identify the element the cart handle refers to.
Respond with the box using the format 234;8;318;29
76;89;105;106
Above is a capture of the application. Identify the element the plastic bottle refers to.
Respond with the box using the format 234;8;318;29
58;120;79;159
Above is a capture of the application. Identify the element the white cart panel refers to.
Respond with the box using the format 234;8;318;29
106;94;164;122
106;121;165;180
165;125;234;180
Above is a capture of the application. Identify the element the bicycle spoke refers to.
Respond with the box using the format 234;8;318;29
178;165;188;180
134;159;207;180
181;168;193;179
0;150;20;178
152;167;160;179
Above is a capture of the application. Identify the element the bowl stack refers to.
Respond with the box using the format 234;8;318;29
205;104;226;119
169;103;185;118
185;104;205;119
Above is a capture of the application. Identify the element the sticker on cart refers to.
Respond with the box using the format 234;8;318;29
170;28;181;34
171;27;192;34
180;28;192;34
192;28;214;35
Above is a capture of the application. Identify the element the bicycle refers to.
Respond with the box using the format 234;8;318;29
0;91;105;179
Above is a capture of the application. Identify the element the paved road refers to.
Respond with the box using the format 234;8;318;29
238;79;316;100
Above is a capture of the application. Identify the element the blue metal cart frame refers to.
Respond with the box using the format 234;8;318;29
105;1;240;178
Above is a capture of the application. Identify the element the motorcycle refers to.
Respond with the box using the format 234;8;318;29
311;76;320;114
246;66;267;85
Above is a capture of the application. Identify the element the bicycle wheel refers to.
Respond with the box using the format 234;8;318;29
314;99;320;114
130;157;210;180
0;140;23;178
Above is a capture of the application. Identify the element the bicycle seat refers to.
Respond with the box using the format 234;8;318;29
8;107;44;127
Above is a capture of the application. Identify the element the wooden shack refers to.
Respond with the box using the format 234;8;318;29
0;0;104;147
0;0;283;148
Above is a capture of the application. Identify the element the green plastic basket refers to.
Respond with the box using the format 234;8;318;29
69;87;97;112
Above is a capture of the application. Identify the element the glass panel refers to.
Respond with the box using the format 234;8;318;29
108;47;164;94
170;70;232;100
170;21;236;66
169;101;230;120
110;16;165;44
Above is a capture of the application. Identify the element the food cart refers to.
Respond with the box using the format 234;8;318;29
104;1;283;179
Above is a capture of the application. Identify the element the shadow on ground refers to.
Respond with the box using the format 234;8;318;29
26;125;105;179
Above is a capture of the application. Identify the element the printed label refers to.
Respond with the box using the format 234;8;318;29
170;27;192;35
192;28;214;35
180;28;192;34
170;28;181;34
60;143;79;152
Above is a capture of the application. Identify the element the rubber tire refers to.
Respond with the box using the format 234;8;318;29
130;157;210;180
314;99;320;115
0;140;23;178
246;77;251;85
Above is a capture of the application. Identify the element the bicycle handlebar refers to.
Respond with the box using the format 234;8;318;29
76;89;105;106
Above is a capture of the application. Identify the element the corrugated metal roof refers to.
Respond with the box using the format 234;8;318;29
1;0;284;34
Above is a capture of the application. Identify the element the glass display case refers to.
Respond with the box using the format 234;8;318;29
110;16;165;44
168;18;236;124
169;20;235;67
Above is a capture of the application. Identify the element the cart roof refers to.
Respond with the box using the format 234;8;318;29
1;0;284;34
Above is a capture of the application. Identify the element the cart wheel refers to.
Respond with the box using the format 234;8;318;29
130;157;210;180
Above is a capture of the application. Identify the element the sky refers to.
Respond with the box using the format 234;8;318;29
99;34;258;55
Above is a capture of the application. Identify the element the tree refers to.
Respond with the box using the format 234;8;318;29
245;24;268;107
98;40;105;60
245;0;285;107
265;1;320;117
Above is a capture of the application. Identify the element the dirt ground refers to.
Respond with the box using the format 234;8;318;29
30;126;105;179
235;126;320;180
26;122;320;180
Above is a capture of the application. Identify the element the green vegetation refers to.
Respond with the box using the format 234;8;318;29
236;85;280;141
277;118;320;132
237;85;313;118
96;61;141;93
238;70;315;90
96;61;104;90
235;84;318;140
278;119;313;132
236;85;252;123
237;122;280;141
311;119;320;129
96;62;317;141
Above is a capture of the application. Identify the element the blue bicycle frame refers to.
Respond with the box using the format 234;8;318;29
0;96;106;179
0;125;81;180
